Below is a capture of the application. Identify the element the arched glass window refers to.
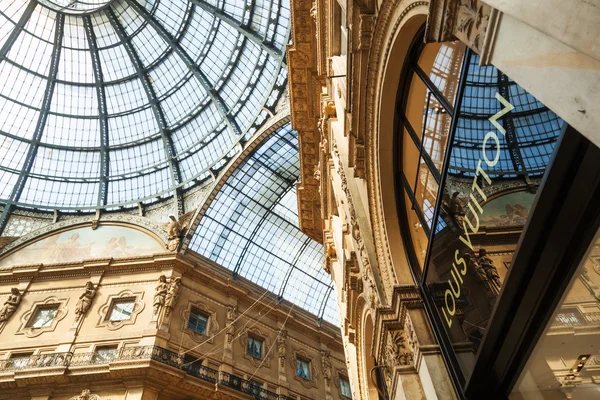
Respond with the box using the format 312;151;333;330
396;28;566;383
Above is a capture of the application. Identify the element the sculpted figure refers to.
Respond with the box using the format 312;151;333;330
164;277;181;317
226;305;237;343
477;249;502;290
0;288;21;322
277;330;287;367
153;275;168;315
321;350;332;383
75;281;96;322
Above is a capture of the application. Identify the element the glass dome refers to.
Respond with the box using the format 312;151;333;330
0;0;289;222
189;123;339;325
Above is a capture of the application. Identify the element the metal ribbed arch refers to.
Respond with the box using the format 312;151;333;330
188;123;339;325
0;0;290;231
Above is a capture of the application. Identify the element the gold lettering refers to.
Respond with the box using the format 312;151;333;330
471;177;488;202
470;193;483;214
459;219;474;251
475;160;492;186
482;131;501;167
489;93;515;136
455;250;467;275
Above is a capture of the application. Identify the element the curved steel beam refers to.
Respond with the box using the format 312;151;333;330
123;0;241;139
82;15;109;207
106;7;185;214
0;11;64;235
189;0;283;60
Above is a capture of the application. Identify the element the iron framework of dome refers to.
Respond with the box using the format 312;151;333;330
188;123;339;325
0;0;290;232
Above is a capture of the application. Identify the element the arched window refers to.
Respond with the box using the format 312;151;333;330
395;26;566;385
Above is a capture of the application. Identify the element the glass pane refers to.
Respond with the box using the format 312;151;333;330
247;337;263;359
109;300;134;321
404;189;429;270
188;310;208;334
30;307;58;328
423;51;564;380
297;359;310;379
510;229;600;399
404;72;429;139
417;41;466;107
341;378;352;397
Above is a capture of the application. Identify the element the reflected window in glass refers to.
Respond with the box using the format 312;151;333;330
29;306;58;328
108;300;135;321
296;358;311;380
340;376;352;398
247;336;263;359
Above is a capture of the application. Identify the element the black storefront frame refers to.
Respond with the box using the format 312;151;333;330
393;25;600;399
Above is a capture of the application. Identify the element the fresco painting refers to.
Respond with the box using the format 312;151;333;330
0;225;164;268
479;191;536;228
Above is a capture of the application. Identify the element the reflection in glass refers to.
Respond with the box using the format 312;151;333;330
420;50;564;380
510;230;600;399
417;41;466;107
109;300;134;321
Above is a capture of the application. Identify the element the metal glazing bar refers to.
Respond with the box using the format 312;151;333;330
0;1;36;61
82;16;109;207
189;0;283;60
0;12;65;235
123;0;241;139
496;70;533;186
105;7;185;213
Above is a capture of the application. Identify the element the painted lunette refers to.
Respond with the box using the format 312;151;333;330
442;93;515;328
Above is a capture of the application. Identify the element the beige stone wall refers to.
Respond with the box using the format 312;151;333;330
0;229;345;400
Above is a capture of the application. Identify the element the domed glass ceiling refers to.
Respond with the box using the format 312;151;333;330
189;123;339;325
0;0;289;225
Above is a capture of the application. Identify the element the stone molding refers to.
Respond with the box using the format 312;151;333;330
290;347;319;389
180;299;220;345
16;295;69;338
240;326;273;369
96;289;145;331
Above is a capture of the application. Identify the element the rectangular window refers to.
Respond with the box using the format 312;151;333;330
247;336;263;359
108;299;135;321
9;352;33;369
188;308;208;335
29;306;58;328
340;376;352;398
296;358;311;380
92;346;118;364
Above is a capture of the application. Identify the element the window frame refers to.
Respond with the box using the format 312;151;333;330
246;334;264;360
107;298;136;322
187;307;209;335
27;304;59;328
296;357;311;380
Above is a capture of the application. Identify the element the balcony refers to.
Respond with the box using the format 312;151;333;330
0;346;294;400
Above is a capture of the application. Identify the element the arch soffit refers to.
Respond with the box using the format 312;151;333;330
365;1;430;287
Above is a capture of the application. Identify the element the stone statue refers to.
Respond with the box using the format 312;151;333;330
164;210;196;252
75;281;96;322
164;277;181;317
153;275;168;315
0;288;21;322
321;350;332;383
448;191;466;223
226;305;237;343
69;389;100;400
277;329;287;367
466;249;502;292
477;249;502;290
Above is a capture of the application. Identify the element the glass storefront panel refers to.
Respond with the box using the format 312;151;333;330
417;41;466;107
510;229;600;399
423;50;565;380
